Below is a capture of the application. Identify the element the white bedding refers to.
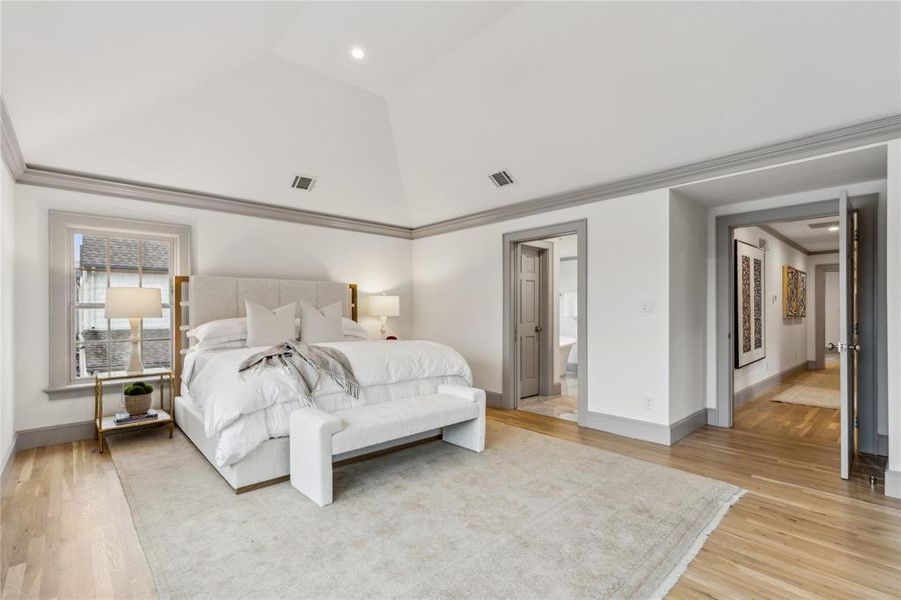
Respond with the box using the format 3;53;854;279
183;340;472;466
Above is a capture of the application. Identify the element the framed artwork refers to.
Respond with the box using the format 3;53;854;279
734;240;766;368
782;265;807;318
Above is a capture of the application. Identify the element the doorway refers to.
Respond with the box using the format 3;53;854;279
730;216;842;446
502;220;587;425
714;194;885;479
514;234;580;421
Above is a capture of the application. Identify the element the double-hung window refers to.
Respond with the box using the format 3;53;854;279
48;212;191;391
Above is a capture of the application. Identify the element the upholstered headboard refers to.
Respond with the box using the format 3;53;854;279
172;275;358;390
187;275;354;328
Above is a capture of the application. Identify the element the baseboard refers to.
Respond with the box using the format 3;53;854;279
885;468;901;500
485;391;504;408
15;420;95;452
585;411;671;445
877;433;889;457
566;364;577;374
669;409;708;444
806;360;817;370
1;433;19;482
706;408;719;426
733;361;808;407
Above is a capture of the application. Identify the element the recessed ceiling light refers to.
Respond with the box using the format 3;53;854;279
350;47;365;60
828;226;839;232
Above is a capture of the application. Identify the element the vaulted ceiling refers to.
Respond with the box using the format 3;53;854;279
2;1;899;227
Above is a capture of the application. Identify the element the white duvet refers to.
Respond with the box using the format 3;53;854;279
183;340;472;466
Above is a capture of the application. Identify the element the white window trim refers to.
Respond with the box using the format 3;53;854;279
47;211;191;394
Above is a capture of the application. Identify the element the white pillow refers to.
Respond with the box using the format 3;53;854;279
298;301;344;343
192;338;247;352
187;317;247;344
245;301;297;347
341;318;368;340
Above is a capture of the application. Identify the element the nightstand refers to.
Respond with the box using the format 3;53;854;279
94;368;175;453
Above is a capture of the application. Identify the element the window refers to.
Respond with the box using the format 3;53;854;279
49;212;191;391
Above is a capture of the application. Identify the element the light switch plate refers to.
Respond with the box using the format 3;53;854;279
640;301;654;313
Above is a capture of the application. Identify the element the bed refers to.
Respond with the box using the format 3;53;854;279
172;275;473;493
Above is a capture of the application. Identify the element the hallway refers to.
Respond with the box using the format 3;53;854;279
734;357;840;445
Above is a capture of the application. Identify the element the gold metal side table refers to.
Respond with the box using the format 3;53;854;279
94;368;175;453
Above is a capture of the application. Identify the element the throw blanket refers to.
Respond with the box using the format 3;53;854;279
238;341;360;407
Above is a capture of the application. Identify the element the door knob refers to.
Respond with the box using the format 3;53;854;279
535;325;542;333
825;342;837;350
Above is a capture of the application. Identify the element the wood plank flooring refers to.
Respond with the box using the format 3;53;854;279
734;359;841;445
2;408;899;599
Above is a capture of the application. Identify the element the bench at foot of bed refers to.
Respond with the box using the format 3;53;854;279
289;385;486;506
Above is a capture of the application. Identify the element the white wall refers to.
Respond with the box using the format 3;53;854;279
13;184;413;431
731;226;809;393
824;270;840;345
558;257;578;365
0;165;16;468
413;189;673;425
668;192;708;423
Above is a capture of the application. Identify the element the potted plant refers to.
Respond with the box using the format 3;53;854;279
123;381;153;415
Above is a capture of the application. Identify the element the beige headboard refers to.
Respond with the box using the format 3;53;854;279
173;275;358;390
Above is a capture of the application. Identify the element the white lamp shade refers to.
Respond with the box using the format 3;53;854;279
105;287;162;319
367;294;399;317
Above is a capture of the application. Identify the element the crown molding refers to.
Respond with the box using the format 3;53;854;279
758;224;813;255
18;164;414;239
0;96;26;179
411;113;901;238
5;110;899;240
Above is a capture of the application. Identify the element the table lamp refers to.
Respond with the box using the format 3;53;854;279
105;287;162;372
368;294;399;337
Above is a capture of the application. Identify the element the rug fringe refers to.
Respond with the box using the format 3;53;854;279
649;488;747;600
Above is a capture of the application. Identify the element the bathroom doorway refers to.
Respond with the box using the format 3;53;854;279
502;221;586;425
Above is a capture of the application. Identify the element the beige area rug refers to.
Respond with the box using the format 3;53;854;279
771;368;840;409
108;422;743;599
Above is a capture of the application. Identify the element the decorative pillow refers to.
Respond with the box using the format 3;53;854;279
298;301;344;343
341;318;368;340
245;301;297;347
187;317;247;344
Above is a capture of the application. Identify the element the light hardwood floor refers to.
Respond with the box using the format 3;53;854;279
2;409;900;599
734;359;841;445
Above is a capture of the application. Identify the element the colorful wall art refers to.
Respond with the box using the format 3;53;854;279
782;265;807;318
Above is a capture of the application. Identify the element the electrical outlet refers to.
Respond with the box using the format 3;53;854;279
644;396;653;411
640;301;654;314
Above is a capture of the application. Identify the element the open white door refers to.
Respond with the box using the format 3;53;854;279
838;190;857;480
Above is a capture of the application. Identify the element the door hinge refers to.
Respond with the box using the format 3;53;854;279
854;323;859;335
854;416;860;428
854;229;860;242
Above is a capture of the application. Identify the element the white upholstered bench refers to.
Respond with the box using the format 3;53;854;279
289;384;486;506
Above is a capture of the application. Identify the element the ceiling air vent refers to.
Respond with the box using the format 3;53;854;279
291;175;316;191
808;221;840;230
490;170;514;187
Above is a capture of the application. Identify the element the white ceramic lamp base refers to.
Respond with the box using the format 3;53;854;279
126;317;144;373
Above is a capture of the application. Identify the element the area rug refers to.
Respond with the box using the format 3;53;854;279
771;369;840;409
108;421;743;599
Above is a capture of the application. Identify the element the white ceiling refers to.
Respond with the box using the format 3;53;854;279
2;1;899;227
673;145;888;207
271;2;519;97
767;217;840;253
